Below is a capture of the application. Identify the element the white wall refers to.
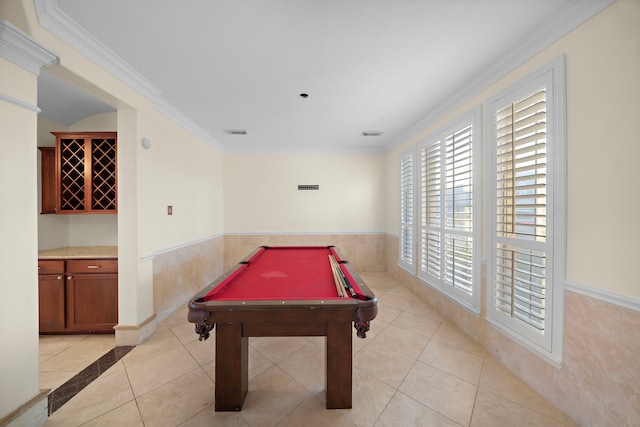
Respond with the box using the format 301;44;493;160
0;57;41;420
560;0;640;299
386;0;640;300
113;105;224;330
135;107;224;256
224;153;386;233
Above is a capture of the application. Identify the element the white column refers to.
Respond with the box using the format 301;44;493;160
115;107;156;345
0;18;57;425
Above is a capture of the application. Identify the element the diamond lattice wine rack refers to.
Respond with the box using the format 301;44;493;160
52;132;117;214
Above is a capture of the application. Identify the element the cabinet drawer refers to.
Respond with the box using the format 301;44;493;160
38;260;64;275
66;259;118;274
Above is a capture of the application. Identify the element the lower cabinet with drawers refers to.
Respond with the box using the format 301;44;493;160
38;258;118;333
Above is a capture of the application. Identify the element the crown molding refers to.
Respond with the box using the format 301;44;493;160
152;97;225;152
34;0;160;100
385;0;615;153
34;0;224;151
0;19;58;75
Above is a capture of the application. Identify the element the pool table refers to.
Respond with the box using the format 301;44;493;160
187;245;378;411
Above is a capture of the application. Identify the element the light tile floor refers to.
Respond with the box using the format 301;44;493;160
42;272;577;426
40;334;116;393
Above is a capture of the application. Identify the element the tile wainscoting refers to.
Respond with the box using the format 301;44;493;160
384;234;639;426
558;291;639;426
152;236;224;322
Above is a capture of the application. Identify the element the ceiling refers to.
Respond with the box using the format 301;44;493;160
38;71;116;125
36;0;611;153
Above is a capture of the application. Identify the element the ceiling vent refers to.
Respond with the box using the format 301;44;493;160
224;129;247;135
361;131;383;136
298;185;319;190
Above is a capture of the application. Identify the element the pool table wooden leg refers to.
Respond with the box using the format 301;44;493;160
325;321;353;409
215;322;248;411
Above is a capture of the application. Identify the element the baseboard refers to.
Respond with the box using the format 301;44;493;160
0;390;49;427
113;313;157;346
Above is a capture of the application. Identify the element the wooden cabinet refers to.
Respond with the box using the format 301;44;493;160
40;132;118;215
38;261;65;332
38;147;57;214
38;258;118;334
65;260;118;332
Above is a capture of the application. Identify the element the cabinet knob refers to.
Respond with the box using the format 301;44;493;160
67;276;73;280
87;265;101;269
57;275;63;280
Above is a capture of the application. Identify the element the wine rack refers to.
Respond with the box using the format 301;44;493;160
51;132;117;214
90;138;117;211
59;137;87;211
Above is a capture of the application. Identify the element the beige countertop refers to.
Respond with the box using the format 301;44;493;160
38;246;118;259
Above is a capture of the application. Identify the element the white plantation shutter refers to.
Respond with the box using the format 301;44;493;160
444;126;474;294
399;148;415;271
422;141;441;278
494;90;548;332
495;245;546;330
487;56;566;363
418;107;481;312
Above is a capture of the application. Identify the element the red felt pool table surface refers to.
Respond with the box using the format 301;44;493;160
202;246;362;301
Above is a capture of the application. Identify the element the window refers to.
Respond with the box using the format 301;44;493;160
417;107;481;312
486;56;566;364
399;147;415;273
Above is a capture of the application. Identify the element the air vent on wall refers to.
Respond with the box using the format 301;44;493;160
298;185;319;190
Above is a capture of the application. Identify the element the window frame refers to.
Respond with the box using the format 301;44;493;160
485;55;566;366
416;106;482;313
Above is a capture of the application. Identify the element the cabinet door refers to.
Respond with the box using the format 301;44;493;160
52;132;117;214
39;274;65;332
66;273;118;332
57;136;87;212
38;147;57;214
89;137;117;211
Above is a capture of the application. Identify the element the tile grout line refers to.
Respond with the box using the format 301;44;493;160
381;307;479;426
466;358;486;427
121;349;146;427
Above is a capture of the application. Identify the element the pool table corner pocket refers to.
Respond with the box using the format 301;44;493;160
187;307;214;341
